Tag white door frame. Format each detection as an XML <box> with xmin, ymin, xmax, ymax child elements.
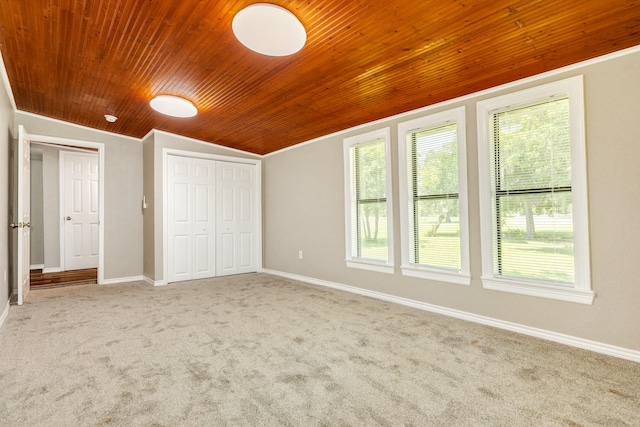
<box><xmin>29</xmin><ymin>133</ymin><xmax>106</xmax><ymax>285</ymax></box>
<box><xmin>59</xmin><ymin>149</ymin><xmax>100</xmax><ymax>271</ymax></box>
<box><xmin>162</xmin><ymin>148</ymin><xmax>262</xmax><ymax>286</ymax></box>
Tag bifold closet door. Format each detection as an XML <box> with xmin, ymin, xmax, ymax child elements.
<box><xmin>216</xmin><ymin>162</ymin><xmax>257</xmax><ymax>276</ymax></box>
<box><xmin>167</xmin><ymin>155</ymin><xmax>216</xmax><ymax>283</ymax></box>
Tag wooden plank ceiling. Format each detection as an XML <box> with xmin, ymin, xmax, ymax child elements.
<box><xmin>1</xmin><ymin>0</ymin><xmax>639</xmax><ymax>155</ymax></box>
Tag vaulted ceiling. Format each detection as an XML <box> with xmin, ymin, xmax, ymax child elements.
<box><xmin>1</xmin><ymin>1</ymin><xmax>639</xmax><ymax>154</ymax></box>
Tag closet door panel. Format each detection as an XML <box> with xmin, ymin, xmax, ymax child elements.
<box><xmin>167</xmin><ymin>156</ymin><xmax>216</xmax><ymax>283</ymax></box>
<box><xmin>191</xmin><ymin>158</ymin><xmax>216</xmax><ymax>280</ymax></box>
<box><xmin>216</xmin><ymin>162</ymin><xmax>257</xmax><ymax>276</ymax></box>
<box><xmin>168</xmin><ymin>156</ymin><xmax>192</xmax><ymax>282</ymax></box>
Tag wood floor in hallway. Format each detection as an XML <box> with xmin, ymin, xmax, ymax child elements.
<box><xmin>30</xmin><ymin>268</ymin><xmax>97</xmax><ymax>288</ymax></box>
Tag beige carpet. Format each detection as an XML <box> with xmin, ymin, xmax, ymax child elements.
<box><xmin>0</xmin><ymin>273</ymin><xmax>638</xmax><ymax>426</ymax></box>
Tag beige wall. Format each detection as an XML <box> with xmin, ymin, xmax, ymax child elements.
<box><xmin>14</xmin><ymin>112</ymin><xmax>144</xmax><ymax>281</ymax></box>
<box><xmin>40</xmin><ymin>145</ymin><xmax>60</xmax><ymax>269</ymax></box>
<box><xmin>29</xmin><ymin>152</ymin><xmax>44</xmax><ymax>266</ymax></box>
<box><xmin>263</xmin><ymin>50</ymin><xmax>640</xmax><ymax>352</ymax></box>
<box><xmin>0</xmin><ymin>66</ymin><xmax>12</xmax><ymax>312</ymax></box>
<box><xmin>144</xmin><ymin>130</ymin><xmax>261</xmax><ymax>282</ymax></box>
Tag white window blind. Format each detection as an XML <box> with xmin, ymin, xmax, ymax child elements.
<box><xmin>398</xmin><ymin>107</ymin><xmax>470</xmax><ymax>285</ymax></box>
<box><xmin>344</xmin><ymin>127</ymin><xmax>394</xmax><ymax>273</ymax></box>
<box><xmin>352</xmin><ymin>139</ymin><xmax>388</xmax><ymax>262</ymax></box>
<box><xmin>489</xmin><ymin>97</ymin><xmax>574</xmax><ymax>284</ymax></box>
<box><xmin>409</xmin><ymin>123</ymin><xmax>460</xmax><ymax>269</ymax></box>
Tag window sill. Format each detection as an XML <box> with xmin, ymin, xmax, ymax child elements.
<box><xmin>481</xmin><ymin>276</ymin><xmax>594</xmax><ymax>305</ymax></box>
<box><xmin>401</xmin><ymin>265</ymin><xmax>471</xmax><ymax>286</ymax></box>
<box><xmin>346</xmin><ymin>260</ymin><xmax>394</xmax><ymax>274</ymax></box>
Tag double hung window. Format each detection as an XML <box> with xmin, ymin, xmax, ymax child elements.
<box><xmin>477</xmin><ymin>76</ymin><xmax>593</xmax><ymax>304</ymax></box>
<box><xmin>343</xmin><ymin>128</ymin><xmax>394</xmax><ymax>273</ymax></box>
<box><xmin>398</xmin><ymin>107</ymin><xmax>470</xmax><ymax>284</ymax></box>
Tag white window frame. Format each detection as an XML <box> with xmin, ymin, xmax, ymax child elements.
<box><xmin>476</xmin><ymin>75</ymin><xmax>593</xmax><ymax>304</ymax></box>
<box><xmin>397</xmin><ymin>107</ymin><xmax>470</xmax><ymax>285</ymax></box>
<box><xmin>343</xmin><ymin>128</ymin><xmax>394</xmax><ymax>274</ymax></box>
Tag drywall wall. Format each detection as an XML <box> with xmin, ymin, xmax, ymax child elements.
<box><xmin>263</xmin><ymin>49</ymin><xmax>640</xmax><ymax>352</ymax></box>
<box><xmin>40</xmin><ymin>145</ymin><xmax>60</xmax><ymax>270</ymax></box>
<box><xmin>29</xmin><ymin>151</ymin><xmax>44</xmax><ymax>266</ymax></box>
<box><xmin>14</xmin><ymin>112</ymin><xmax>143</xmax><ymax>281</ymax></box>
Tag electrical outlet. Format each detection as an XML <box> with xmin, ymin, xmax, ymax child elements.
<box><xmin>298</xmin><ymin>250</ymin><xmax>303</xmax><ymax>260</ymax></box>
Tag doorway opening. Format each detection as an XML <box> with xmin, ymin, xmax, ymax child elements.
<box><xmin>9</xmin><ymin>125</ymin><xmax>105</xmax><ymax>305</ymax></box>
<box><xmin>29</xmin><ymin>143</ymin><xmax>101</xmax><ymax>289</ymax></box>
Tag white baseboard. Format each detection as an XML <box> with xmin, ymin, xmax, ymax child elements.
<box><xmin>262</xmin><ymin>269</ymin><xmax>640</xmax><ymax>364</ymax></box>
<box><xmin>42</xmin><ymin>267</ymin><xmax>61</xmax><ymax>274</ymax></box>
<box><xmin>30</xmin><ymin>264</ymin><xmax>44</xmax><ymax>270</ymax></box>
<box><xmin>0</xmin><ymin>300</ymin><xmax>10</xmax><ymax>330</ymax></box>
<box><xmin>100</xmin><ymin>275</ymin><xmax>144</xmax><ymax>285</ymax></box>
<box><xmin>143</xmin><ymin>276</ymin><xmax>167</xmax><ymax>286</ymax></box>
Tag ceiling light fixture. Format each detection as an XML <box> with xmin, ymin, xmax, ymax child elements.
<box><xmin>104</xmin><ymin>114</ymin><xmax>118</xmax><ymax>123</ymax></box>
<box><xmin>150</xmin><ymin>95</ymin><xmax>198</xmax><ymax>118</ymax></box>
<box><xmin>232</xmin><ymin>3</ymin><xmax>306</xmax><ymax>56</ymax></box>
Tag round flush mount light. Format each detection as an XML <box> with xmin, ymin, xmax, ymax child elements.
<box><xmin>232</xmin><ymin>3</ymin><xmax>306</xmax><ymax>56</ymax></box>
<box><xmin>150</xmin><ymin>95</ymin><xmax>198</xmax><ymax>118</ymax></box>
<box><xmin>104</xmin><ymin>114</ymin><xmax>118</xmax><ymax>123</ymax></box>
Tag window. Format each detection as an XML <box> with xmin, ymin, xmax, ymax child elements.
<box><xmin>343</xmin><ymin>128</ymin><xmax>394</xmax><ymax>273</ymax></box>
<box><xmin>398</xmin><ymin>107</ymin><xmax>470</xmax><ymax>284</ymax></box>
<box><xmin>477</xmin><ymin>76</ymin><xmax>593</xmax><ymax>304</ymax></box>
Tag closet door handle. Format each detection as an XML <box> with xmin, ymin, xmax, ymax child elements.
<box><xmin>66</xmin><ymin>216</ymin><xmax>72</xmax><ymax>221</ymax></box>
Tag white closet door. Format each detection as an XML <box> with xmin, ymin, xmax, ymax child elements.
<box><xmin>191</xmin><ymin>159</ymin><xmax>216</xmax><ymax>279</ymax></box>
<box><xmin>167</xmin><ymin>156</ymin><xmax>216</xmax><ymax>283</ymax></box>
<box><xmin>216</xmin><ymin>162</ymin><xmax>257</xmax><ymax>276</ymax></box>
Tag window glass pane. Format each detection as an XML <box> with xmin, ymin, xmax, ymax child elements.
<box><xmin>413</xmin><ymin>123</ymin><xmax>458</xmax><ymax>195</ymax></box>
<box><xmin>495</xmin><ymin>192</ymin><xmax>574</xmax><ymax>283</ymax></box>
<box><xmin>353</xmin><ymin>139</ymin><xmax>388</xmax><ymax>262</ymax></box>
<box><xmin>357</xmin><ymin>201</ymin><xmax>388</xmax><ymax>261</ymax></box>
<box><xmin>356</xmin><ymin>140</ymin><xmax>386</xmax><ymax>200</ymax></box>
<box><xmin>409</xmin><ymin>122</ymin><xmax>461</xmax><ymax>270</ymax></box>
<box><xmin>490</xmin><ymin>96</ymin><xmax>575</xmax><ymax>285</ymax></box>
<box><xmin>492</xmin><ymin>98</ymin><xmax>571</xmax><ymax>192</ymax></box>
<box><xmin>414</xmin><ymin>198</ymin><xmax>461</xmax><ymax>269</ymax></box>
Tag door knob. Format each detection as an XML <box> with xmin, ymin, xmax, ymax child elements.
<box><xmin>66</xmin><ymin>216</ymin><xmax>72</xmax><ymax>221</ymax></box>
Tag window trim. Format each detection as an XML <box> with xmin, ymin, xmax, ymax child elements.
<box><xmin>343</xmin><ymin>128</ymin><xmax>394</xmax><ymax>274</ymax></box>
<box><xmin>476</xmin><ymin>75</ymin><xmax>593</xmax><ymax>304</ymax></box>
<box><xmin>397</xmin><ymin>106</ymin><xmax>470</xmax><ymax>285</ymax></box>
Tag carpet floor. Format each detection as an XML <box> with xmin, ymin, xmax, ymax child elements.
<box><xmin>0</xmin><ymin>273</ymin><xmax>638</xmax><ymax>426</ymax></box>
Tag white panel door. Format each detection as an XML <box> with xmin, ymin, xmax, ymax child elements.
<box><xmin>216</xmin><ymin>162</ymin><xmax>257</xmax><ymax>276</ymax></box>
<box><xmin>62</xmin><ymin>151</ymin><xmax>99</xmax><ymax>271</ymax></box>
<box><xmin>191</xmin><ymin>159</ymin><xmax>216</xmax><ymax>279</ymax></box>
<box><xmin>167</xmin><ymin>155</ymin><xmax>216</xmax><ymax>283</ymax></box>
<box><xmin>16</xmin><ymin>125</ymin><xmax>31</xmax><ymax>305</ymax></box>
